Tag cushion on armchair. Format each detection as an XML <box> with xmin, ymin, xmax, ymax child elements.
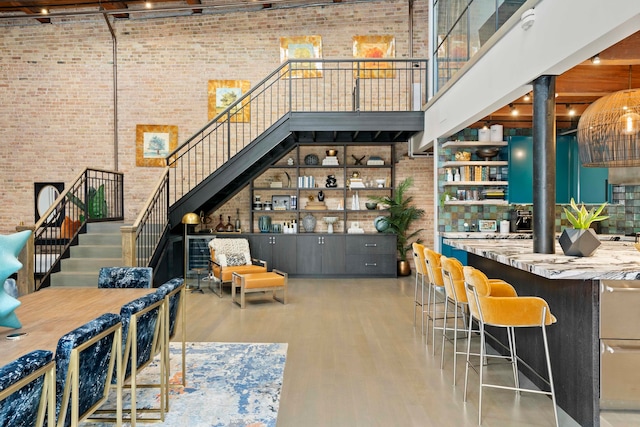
<box><xmin>208</xmin><ymin>238</ymin><xmax>267</xmax><ymax>283</ymax></box>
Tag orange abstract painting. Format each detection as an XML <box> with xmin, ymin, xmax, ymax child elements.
<box><xmin>279</xmin><ymin>35</ymin><xmax>323</xmax><ymax>79</ymax></box>
<box><xmin>208</xmin><ymin>80</ymin><xmax>251</xmax><ymax>122</ymax></box>
<box><xmin>353</xmin><ymin>35</ymin><xmax>396</xmax><ymax>79</ymax></box>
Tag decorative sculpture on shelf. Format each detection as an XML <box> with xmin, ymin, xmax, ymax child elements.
<box><xmin>0</xmin><ymin>230</ymin><xmax>32</xmax><ymax>329</ymax></box>
<box><xmin>352</xmin><ymin>155</ymin><xmax>365</xmax><ymax>165</ymax></box>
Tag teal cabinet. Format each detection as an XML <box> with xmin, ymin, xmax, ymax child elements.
<box><xmin>570</xmin><ymin>141</ymin><xmax>609</xmax><ymax>203</ymax></box>
<box><xmin>508</xmin><ymin>136</ymin><xmax>605</xmax><ymax>204</ymax></box>
<box><xmin>508</xmin><ymin>136</ymin><xmax>534</xmax><ymax>204</ymax></box>
<box><xmin>440</xmin><ymin>237</ymin><xmax>468</xmax><ymax>264</ymax></box>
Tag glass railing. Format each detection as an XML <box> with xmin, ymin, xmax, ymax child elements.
<box><xmin>432</xmin><ymin>0</ymin><xmax>527</xmax><ymax>92</ymax></box>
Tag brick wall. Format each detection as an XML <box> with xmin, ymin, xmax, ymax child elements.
<box><xmin>0</xmin><ymin>0</ymin><xmax>432</xmax><ymax>253</ymax></box>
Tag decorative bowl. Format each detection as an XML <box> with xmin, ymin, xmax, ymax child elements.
<box><xmin>326</xmin><ymin>149</ymin><xmax>338</xmax><ymax>157</ymax></box>
<box><xmin>365</xmin><ymin>202</ymin><xmax>377</xmax><ymax>210</ymax></box>
<box><xmin>375</xmin><ymin>179</ymin><xmax>386</xmax><ymax>188</ymax></box>
<box><xmin>476</xmin><ymin>147</ymin><xmax>500</xmax><ymax>160</ymax></box>
<box><xmin>304</xmin><ymin>154</ymin><xmax>319</xmax><ymax>165</ymax></box>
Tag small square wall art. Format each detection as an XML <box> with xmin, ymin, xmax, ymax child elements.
<box><xmin>208</xmin><ymin>80</ymin><xmax>251</xmax><ymax>122</ymax></box>
<box><xmin>279</xmin><ymin>35</ymin><xmax>323</xmax><ymax>79</ymax></box>
<box><xmin>353</xmin><ymin>35</ymin><xmax>396</xmax><ymax>78</ymax></box>
<box><xmin>136</xmin><ymin>124</ymin><xmax>178</xmax><ymax>167</ymax></box>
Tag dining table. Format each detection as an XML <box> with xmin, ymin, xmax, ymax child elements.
<box><xmin>0</xmin><ymin>287</ymin><xmax>154</xmax><ymax>366</ymax></box>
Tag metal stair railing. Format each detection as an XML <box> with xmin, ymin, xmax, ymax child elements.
<box><xmin>23</xmin><ymin>168</ymin><xmax>124</xmax><ymax>292</ymax></box>
<box><xmin>167</xmin><ymin>58</ymin><xmax>427</xmax><ymax>204</ymax></box>
<box><xmin>126</xmin><ymin>58</ymin><xmax>427</xmax><ymax>270</ymax></box>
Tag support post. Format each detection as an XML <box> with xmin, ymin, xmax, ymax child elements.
<box><xmin>532</xmin><ymin>75</ymin><xmax>556</xmax><ymax>254</ymax></box>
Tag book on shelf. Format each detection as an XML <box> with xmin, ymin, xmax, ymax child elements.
<box><xmin>322</xmin><ymin>156</ymin><xmax>339</xmax><ymax>165</ymax></box>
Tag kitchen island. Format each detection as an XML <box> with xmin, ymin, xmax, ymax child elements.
<box><xmin>443</xmin><ymin>238</ymin><xmax>640</xmax><ymax>427</ymax></box>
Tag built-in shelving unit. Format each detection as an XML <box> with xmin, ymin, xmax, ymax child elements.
<box><xmin>440</xmin><ymin>140</ymin><xmax>509</xmax><ymax>205</ymax></box>
<box><xmin>249</xmin><ymin>144</ymin><xmax>395</xmax><ymax>234</ymax></box>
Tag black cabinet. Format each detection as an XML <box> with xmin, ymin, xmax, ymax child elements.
<box><xmin>247</xmin><ymin>234</ymin><xmax>297</xmax><ymax>274</ymax></box>
<box><xmin>345</xmin><ymin>235</ymin><xmax>397</xmax><ymax>277</ymax></box>
<box><xmin>296</xmin><ymin>235</ymin><xmax>346</xmax><ymax>276</ymax></box>
<box><xmin>246</xmin><ymin>233</ymin><xmax>395</xmax><ymax>278</ymax></box>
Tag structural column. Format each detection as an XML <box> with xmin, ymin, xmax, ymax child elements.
<box><xmin>532</xmin><ymin>75</ymin><xmax>556</xmax><ymax>253</ymax></box>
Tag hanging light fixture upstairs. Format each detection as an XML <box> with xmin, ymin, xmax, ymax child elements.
<box><xmin>577</xmin><ymin>66</ymin><xmax>640</xmax><ymax>167</ymax></box>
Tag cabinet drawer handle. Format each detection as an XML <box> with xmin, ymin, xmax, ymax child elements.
<box><xmin>365</xmin><ymin>263</ymin><xmax>378</xmax><ymax>267</ymax></box>
<box><xmin>364</xmin><ymin>243</ymin><xmax>378</xmax><ymax>247</ymax></box>
<box><xmin>602</xmin><ymin>284</ymin><xmax>640</xmax><ymax>293</ymax></box>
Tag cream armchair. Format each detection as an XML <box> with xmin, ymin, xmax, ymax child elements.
<box><xmin>208</xmin><ymin>238</ymin><xmax>267</xmax><ymax>297</ymax></box>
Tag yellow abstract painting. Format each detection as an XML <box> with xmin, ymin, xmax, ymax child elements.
<box><xmin>208</xmin><ymin>80</ymin><xmax>251</xmax><ymax>122</ymax></box>
<box><xmin>353</xmin><ymin>35</ymin><xmax>396</xmax><ymax>79</ymax></box>
<box><xmin>279</xmin><ymin>35</ymin><xmax>323</xmax><ymax>79</ymax></box>
<box><xmin>136</xmin><ymin>124</ymin><xmax>178</xmax><ymax>167</ymax></box>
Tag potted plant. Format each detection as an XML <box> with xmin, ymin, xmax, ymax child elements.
<box><xmin>559</xmin><ymin>198</ymin><xmax>609</xmax><ymax>257</ymax></box>
<box><xmin>369</xmin><ymin>177</ymin><xmax>425</xmax><ymax>275</ymax></box>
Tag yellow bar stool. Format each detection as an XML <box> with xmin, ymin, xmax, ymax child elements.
<box><xmin>462</xmin><ymin>266</ymin><xmax>559</xmax><ymax>427</ymax></box>
<box><xmin>439</xmin><ymin>257</ymin><xmax>519</xmax><ymax>385</ymax></box>
<box><xmin>423</xmin><ymin>248</ymin><xmax>446</xmax><ymax>351</ymax></box>
<box><xmin>411</xmin><ymin>242</ymin><xmax>428</xmax><ymax>335</ymax></box>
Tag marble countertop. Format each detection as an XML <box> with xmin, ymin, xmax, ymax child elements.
<box><xmin>441</xmin><ymin>232</ymin><xmax>635</xmax><ymax>242</ymax></box>
<box><xmin>443</xmin><ymin>238</ymin><xmax>640</xmax><ymax>281</ymax></box>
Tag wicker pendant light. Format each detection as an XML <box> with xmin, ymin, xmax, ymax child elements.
<box><xmin>577</xmin><ymin>66</ymin><xmax>640</xmax><ymax>167</ymax></box>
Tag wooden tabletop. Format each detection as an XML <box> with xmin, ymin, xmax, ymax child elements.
<box><xmin>0</xmin><ymin>288</ymin><xmax>154</xmax><ymax>365</ymax></box>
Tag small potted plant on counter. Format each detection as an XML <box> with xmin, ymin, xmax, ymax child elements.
<box><xmin>559</xmin><ymin>198</ymin><xmax>609</xmax><ymax>257</ymax></box>
<box><xmin>369</xmin><ymin>177</ymin><xmax>425</xmax><ymax>275</ymax></box>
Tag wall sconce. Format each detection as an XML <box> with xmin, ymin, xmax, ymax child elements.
<box><xmin>510</xmin><ymin>103</ymin><xmax>519</xmax><ymax>116</ymax></box>
<box><xmin>566</xmin><ymin>104</ymin><xmax>576</xmax><ymax>116</ymax></box>
<box><xmin>523</xmin><ymin>92</ymin><xmax>531</xmax><ymax>102</ymax></box>
<box><xmin>591</xmin><ymin>54</ymin><xmax>601</xmax><ymax>65</ymax></box>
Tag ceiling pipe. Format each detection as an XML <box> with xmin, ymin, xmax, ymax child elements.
<box><xmin>103</xmin><ymin>13</ymin><xmax>119</xmax><ymax>171</ymax></box>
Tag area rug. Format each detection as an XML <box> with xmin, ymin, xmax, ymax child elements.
<box><xmin>93</xmin><ymin>342</ymin><xmax>287</xmax><ymax>427</ymax></box>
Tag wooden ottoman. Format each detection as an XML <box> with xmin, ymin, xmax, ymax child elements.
<box><xmin>231</xmin><ymin>270</ymin><xmax>288</xmax><ymax>309</ymax></box>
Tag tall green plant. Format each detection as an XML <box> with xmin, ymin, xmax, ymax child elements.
<box><xmin>369</xmin><ymin>177</ymin><xmax>425</xmax><ymax>261</ymax></box>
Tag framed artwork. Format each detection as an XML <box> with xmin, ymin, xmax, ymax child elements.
<box><xmin>279</xmin><ymin>35</ymin><xmax>323</xmax><ymax>79</ymax></box>
<box><xmin>135</xmin><ymin>124</ymin><xmax>178</xmax><ymax>167</ymax></box>
<box><xmin>353</xmin><ymin>35</ymin><xmax>396</xmax><ymax>79</ymax></box>
<box><xmin>208</xmin><ymin>80</ymin><xmax>251</xmax><ymax>122</ymax></box>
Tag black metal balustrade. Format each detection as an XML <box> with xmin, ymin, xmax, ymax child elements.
<box><xmin>131</xmin><ymin>59</ymin><xmax>426</xmax><ymax>271</ymax></box>
<box><xmin>166</xmin><ymin>58</ymin><xmax>428</xmax><ymax>204</ymax></box>
<box><xmin>32</xmin><ymin>168</ymin><xmax>124</xmax><ymax>291</ymax></box>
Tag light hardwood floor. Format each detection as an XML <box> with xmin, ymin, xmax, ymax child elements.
<box><xmin>177</xmin><ymin>276</ymin><xmax>639</xmax><ymax>427</ymax></box>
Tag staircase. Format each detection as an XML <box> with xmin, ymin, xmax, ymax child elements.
<box><xmin>49</xmin><ymin>222</ymin><xmax>124</xmax><ymax>287</ymax></box>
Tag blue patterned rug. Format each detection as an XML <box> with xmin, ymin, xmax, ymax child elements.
<box><xmin>93</xmin><ymin>342</ymin><xmax>287</xmax><ymax>427</ymax></box>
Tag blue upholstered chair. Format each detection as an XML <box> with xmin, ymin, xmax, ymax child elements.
<box><xmin>3</xmin><ymin>278</ymin><xmax>18</xmax><ymax>298</ymax></box>
<box><xmin>0</xmin><ymin>350</ymin><xmax>55</xmax><ymax>427</ymax></box>
<box><xmin>118</xmin><ymin>292</ymin><xmax>166</xmax><ymax>425</ymax></box>
<box><xmin>54</xmin><ymin>313</ymin><xmax>122</xmax><ymax>427</ymax></box>
<box><xmin>97</xmin><ymin>267</ymin><xmax>153</xmax><ymax>289</ymax></box>
<box><xmin>155</xmin><ymin>278</ymin><xmax>186</xmax><ymax>405</ymax></box>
